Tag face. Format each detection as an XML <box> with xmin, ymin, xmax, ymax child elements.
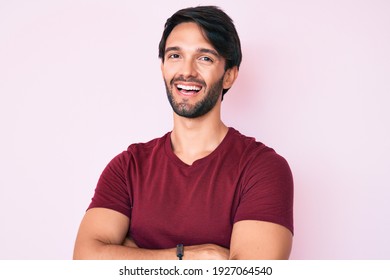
<box><xmin>161</xmin><ymin>22</ymin><xmax>229</xmax><ymax>118</ymax></box>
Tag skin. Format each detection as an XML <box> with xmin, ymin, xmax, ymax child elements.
<box><xmin>73</xmin><ymin>22</ymin><xmax>292</xmax><ymax>260</ymax></box>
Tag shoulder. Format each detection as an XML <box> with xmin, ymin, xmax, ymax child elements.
<box><xmin>229</xmin><ymin>128</ymin><xmax>290</xmax><ymax>170</ymax></box>
<box><xmin>228</xmin><ymin>128</ymin><xmax>293</xmax><ymax>193</ymax></box>
<box><xmin>127</xmin><ymin>133</ymin><xmax>169</xmax><ymax>155</ymax></box>
<box><xmin>105</xmin><ymin>132</ymin><xmax>170</xmax><ymax>169</ymax></box>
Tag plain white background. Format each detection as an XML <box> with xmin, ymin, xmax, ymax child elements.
<box><xmin>1</xmin><ymin>0</ymin><xmax>389</xmax><ymax>259</ymax></box>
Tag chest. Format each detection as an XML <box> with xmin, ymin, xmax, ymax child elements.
<box><xmin>129</xmin><ymin>159</ymin><xmax>242</xmax><ymax>249</ymax></box>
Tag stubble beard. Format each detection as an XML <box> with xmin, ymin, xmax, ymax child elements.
<box><xmin>164</xmin><ymin>75</ymin><xmax>224</xmax><ymax>119</ymax></box>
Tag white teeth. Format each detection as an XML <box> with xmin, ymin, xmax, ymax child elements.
<box><xmin>177</xmin><ymin>84</ymin><xmax>201</xmax><ymax>91</ymax></box>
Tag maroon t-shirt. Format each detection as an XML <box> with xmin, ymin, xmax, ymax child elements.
<box><xmin>88</xmin><ymin>128</ymin><xmax>293</xmax><ymax>249</ymax></box>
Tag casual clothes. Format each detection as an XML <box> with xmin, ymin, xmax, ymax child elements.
<box><xmin>88</xmin><ymin>127</ymin><xmax>293</xmax><ymax>249</ymax></box>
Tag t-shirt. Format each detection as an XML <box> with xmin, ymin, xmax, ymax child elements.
<box><xmin>88</xmin><ymin>127</ymin><xmax>293</xmax><ymax>249</ymax></box>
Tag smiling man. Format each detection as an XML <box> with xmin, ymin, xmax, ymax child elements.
<box><xmin>73</xmin><ymin>6</ymin><xmax>294</xmax><ymax>260</ymax></box>
<box><xmin>162</xmin><ymin>22</ymin><xmax>229</xmax><ymax>119</ymax></box>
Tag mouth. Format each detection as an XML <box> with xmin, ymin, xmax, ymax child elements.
<box><xmin>175</xmin><ymin>83</ymin><xmax>203</xmax><ymax>96</ymax></box>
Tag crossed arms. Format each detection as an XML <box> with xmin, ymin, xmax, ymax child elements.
<box><xmin>73</xmin><ymin>208</ymin><xmax>292</xmax><ymax>260</ymax></box>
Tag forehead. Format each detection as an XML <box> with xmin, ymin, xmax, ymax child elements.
<box><xmin>165</xmin><ymin>22</ymin><xmax>216</xmax><ymax>51</ymax></box>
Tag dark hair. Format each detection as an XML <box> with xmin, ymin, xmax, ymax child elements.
<box><xmin>158</xmin><ymin>6</ymin><xmax>242</xmax><ymax>96</ymax></box>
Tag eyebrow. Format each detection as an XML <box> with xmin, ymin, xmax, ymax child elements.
<box><xmin>197</xmin><ymin>48</ymin><xmax>220</xmax><ymax>57</ymax></box>
<box><xmin>165</xmin><ymin>46</ymin><xmax>220</xmax><ymax>57</ymax></box>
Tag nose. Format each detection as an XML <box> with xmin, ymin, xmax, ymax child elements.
<box><xmin>180</xmin><ymin>58</ymin><xmax>198</xmax><ymax>78</ymax></box>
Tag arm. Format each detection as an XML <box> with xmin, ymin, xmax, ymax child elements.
<box><xmin>229</xmin><ymin>220</ymin><xmax>292</xmax><ymax>260</ymax></box>
<box><xmin>73</xmin><ymin>208</ymin><xmax>229</xmax><ymax>260</ymax></box>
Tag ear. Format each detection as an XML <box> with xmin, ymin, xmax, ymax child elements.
<box><xmin>223</xmin><ymin>66</ymin><xmax>239</xmax><ymax>90</ymax></box>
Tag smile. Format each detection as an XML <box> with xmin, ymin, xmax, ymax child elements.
<box><xmin>175</xmin><ymin>84</ymin><xmax>203</xmax><ymax>96</ymax></box>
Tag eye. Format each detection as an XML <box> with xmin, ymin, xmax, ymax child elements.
<box><xmin>167</xmin><ymin>53</ymin><xmax>180</xmax><ymax>60</ymax></box>
<box><xmin>199</xmin><ymin>56</ymin><xmax>213</xmax><ymax>63</ymax></box>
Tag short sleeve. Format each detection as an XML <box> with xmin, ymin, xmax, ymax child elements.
<box><xmin>234</xmin><ymin>148</ymin><xmax>294</xmax><ymax>234</ymax></box>
<box><xmin>87</xmin><ymin>151</ymin><xmax>132</xmax><ymax>219</ymax></box>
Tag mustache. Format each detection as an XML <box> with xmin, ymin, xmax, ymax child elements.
<box><xmin>170</xmin><ymin>76</ymin><xmax>206</xmax><ymax>87</ymax></box>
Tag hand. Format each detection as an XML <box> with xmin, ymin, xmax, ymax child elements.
<box><xmin>122</xmin><ymin>237</ymin><xmax>139</xmax><ymax>248</ymax></box>
<box><xmin>184</xmin><ymin>244</ymin><xmax>229</xmax><ymax>260</ymax></box>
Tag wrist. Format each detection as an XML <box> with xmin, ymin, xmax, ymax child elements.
<box><xmin>176</xmin><ymin>244</ymin><xmax>184</xmax><ymax>260</ymax></box>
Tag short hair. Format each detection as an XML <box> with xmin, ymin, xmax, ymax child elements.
<box><xmin>158</xmin><ymin>6</ymin><xmax>242</xmax><ymax>96</ymax></box>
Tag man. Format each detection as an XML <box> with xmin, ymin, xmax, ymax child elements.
<box><xmin>73</xmin><ymin>6</ymin><xmax>293</xmax><ymax>260</ymax></box>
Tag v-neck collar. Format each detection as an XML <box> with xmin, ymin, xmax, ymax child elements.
<box><xmin>164</xmin><ymin>127</ymin><xmax>235</xmax><ymax>168</ymax></box>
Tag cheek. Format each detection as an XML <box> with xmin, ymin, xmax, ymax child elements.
<box><xmin>198</xmin><ymin>65</ymin><xmax>225</xmax><ymax>82</ymax></box>
<box><xmin>162</xmin><ymin>65</ymin><xmax>178</xmax><ymax>80</ymax></box>
<box><xmin>202</xmin><ymin>73</ymin><xmax>222</xmax><ymax>87</ymax></box>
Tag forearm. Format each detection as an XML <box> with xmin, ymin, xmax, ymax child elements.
<box><xmin>73</xmin><ymin>239</ymin><xmax>176</xmax><ymax>260</ymax></box>
<box><xmin>74</xmin><ymin>238</ymin><xmax>229</xmax><ymax>260</ymax></box>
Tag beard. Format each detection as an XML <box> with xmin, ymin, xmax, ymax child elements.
<box><xmin>164</xmin><ymin>75</ymin><xmax>224</xmax><ymax>119</ymax></box>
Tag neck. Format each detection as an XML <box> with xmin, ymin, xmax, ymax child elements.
<box><xmin>170</xmin><ymin>105</ymin><xmax>228</xmax><ymax>165</ymax></box>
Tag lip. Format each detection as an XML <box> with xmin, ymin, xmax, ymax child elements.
<box><xmin>174</xmin><ymin>82</ymin><xmax>204</xmax><ymax>97</ymax></box>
